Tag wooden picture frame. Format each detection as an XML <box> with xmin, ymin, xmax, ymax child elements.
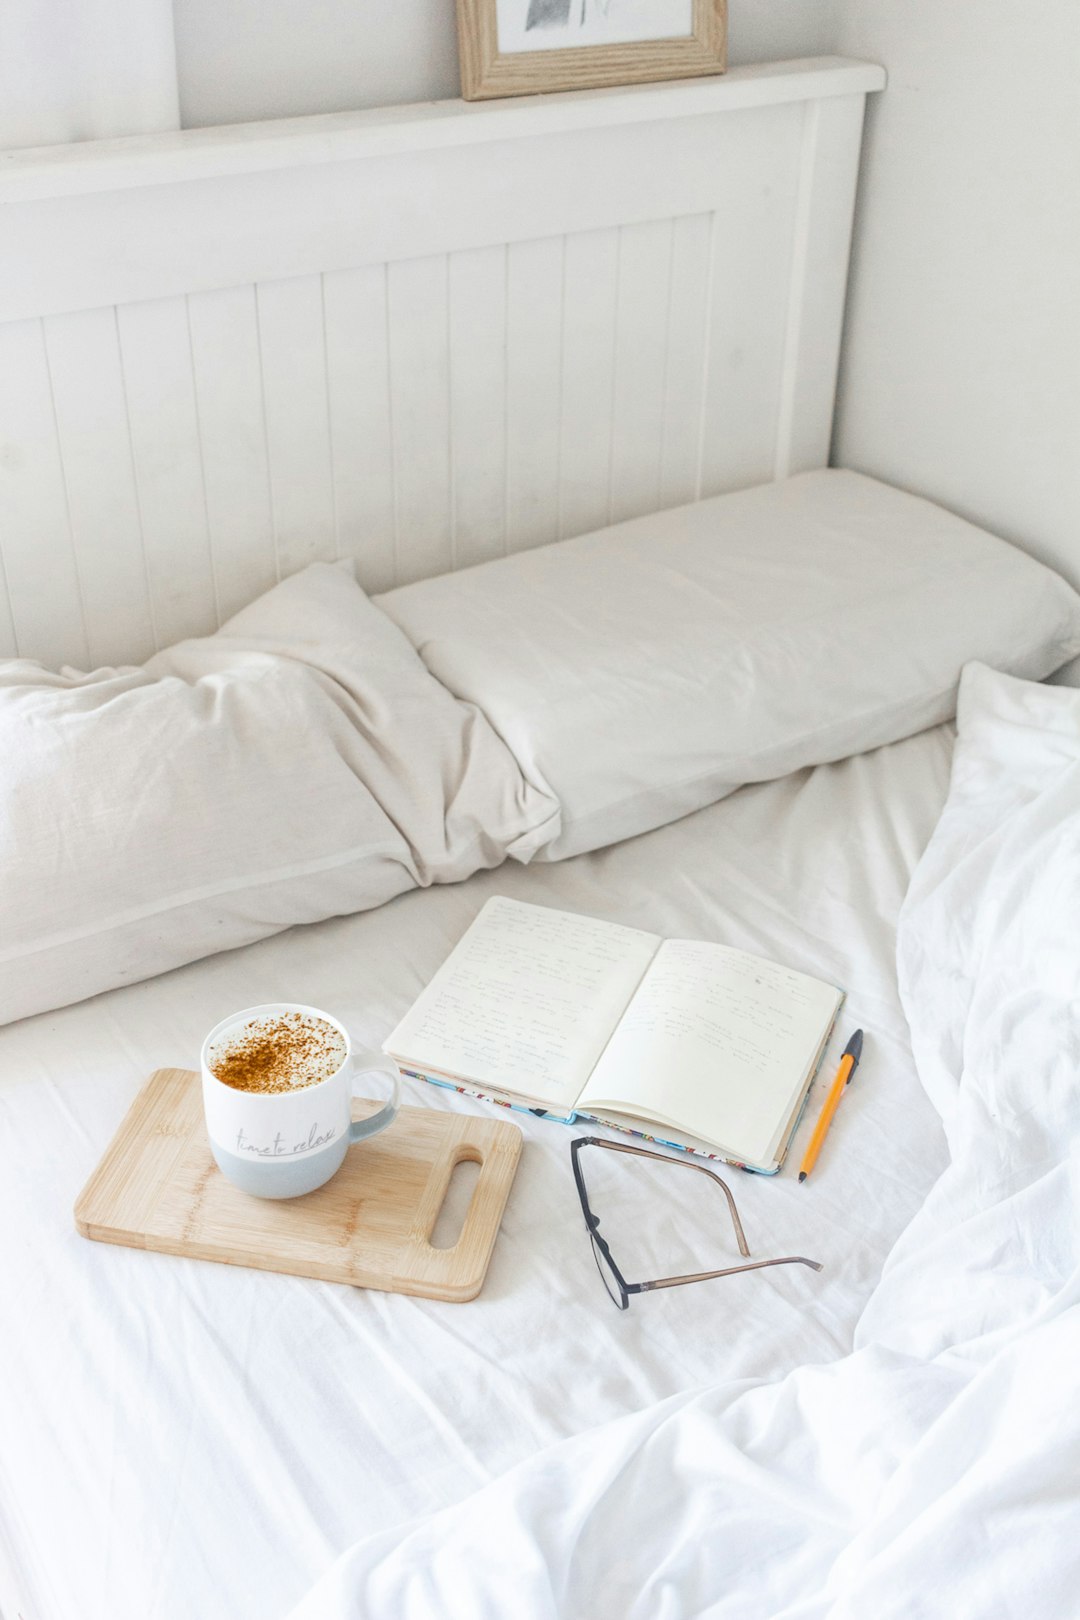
<box><xmin>456</xmin><ymin>0</ymin><xmax>726</xmax><ymax>101</ymax></box>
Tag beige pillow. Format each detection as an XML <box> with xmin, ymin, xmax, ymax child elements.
<box><xmin>378</xmin><ymin>470</ymin><xmax>1080</xmax><ymax>860</ymax></box>
<box><xmin>0</xmin><ymin>563</ymin><xmax>558</xmax><ymax>1025</ymax></box>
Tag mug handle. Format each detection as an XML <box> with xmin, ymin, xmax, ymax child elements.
<box><xmin>347</xmin><ymin>1048</ymin><xmax>401</xmax><ymax>1143</ymax></box>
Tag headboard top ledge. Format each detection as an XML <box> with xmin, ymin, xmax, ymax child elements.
<box><xmin>0</xmin><ymin>58</ymin><xmax>885</xmax><ymax>207</ymax></box>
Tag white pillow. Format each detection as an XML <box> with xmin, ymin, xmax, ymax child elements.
<box><xmin>377</xmin><ymin>470</ymin><xmax>1080</xmax><ymax>860</ymax></box>
<box><xmin>0</xmin><ymin>563</ymin><xmax>558</xmax><ymax>1026</ymax></box>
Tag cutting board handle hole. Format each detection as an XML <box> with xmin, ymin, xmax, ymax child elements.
<box><xmin>428</xmin><ymin>1153</ymin><xmax>482</xmax><ymax>1250</ymax></box>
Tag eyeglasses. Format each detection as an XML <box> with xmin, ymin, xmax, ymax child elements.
<box><xmin>571</xmin><ymin>1135</ymin><xmax>823</xmax><ymax>1310</ymax></box>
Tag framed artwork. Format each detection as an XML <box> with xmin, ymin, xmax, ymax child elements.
<box><xmin>456</xmin><ymin>0</ymin><xmax>727</xmax><ymax>101</ymax></box>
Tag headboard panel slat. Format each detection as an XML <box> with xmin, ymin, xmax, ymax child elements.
<box><xmin>0</xmin><ymin>59</ymin><xmax>884</xmax><ymax>667</ymax></box>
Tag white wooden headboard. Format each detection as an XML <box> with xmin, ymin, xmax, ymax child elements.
<box><xmin>0</xmin><ymin>57</ymin><xmax>883</xmax><ymax>669</ymax></box>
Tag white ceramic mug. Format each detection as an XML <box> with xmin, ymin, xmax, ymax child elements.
<box><xmin>201</xmin><ymin>1002</ymin><xmax>400</xmax><ymax>1199</ymax></box>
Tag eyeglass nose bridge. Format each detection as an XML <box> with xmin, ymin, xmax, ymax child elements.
<box><xmin>584</xmin><ymin>1208</ymin><xmax>616</xmax><ymax>1261</ymax></box>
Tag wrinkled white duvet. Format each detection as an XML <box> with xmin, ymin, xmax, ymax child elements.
<box><xmin>290</xmin><ymin>662</ymin><xmax>1080</xmax><ymax>1620</ymax></box>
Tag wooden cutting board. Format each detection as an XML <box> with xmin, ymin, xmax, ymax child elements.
<box><xmin>75</xmin><ymin>1067</ymin><xmax>522</xmax><ymax>1302</ymax></box>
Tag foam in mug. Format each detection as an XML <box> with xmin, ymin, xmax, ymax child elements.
<box><xmin>207</xmin><ymin>1010</ymin><xmax>347</xmax><ymax>1094</ymax></box>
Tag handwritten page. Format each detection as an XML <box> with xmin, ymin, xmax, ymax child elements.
<box><xmin>384</xmin><ymin>897</ymin><xmax>660</xmax><ymax>1111</ymax></box>
<box><xmin>579</xmin><ymin>940</ymin><xmax>841</xmax><ymax>1166</ymax></box>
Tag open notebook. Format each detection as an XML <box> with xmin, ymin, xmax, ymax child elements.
<box><xmin>384</xmin><ymin>897</ymin><xmax>843</xmax><ymax>1173</ymax></box>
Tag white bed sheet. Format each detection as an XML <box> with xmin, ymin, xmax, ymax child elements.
<box><xmin>0</xmin><ymin>724</ymin><xmax>954</xmax><ymax>1620</ymax></box>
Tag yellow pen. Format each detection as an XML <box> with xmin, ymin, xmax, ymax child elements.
<box><xmin>798</xmin><ymin>1029</ymin><xmax>863</xmax><ymax>1183</ymax></box>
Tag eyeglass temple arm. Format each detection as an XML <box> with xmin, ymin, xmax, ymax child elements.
<box><xmin>577</xmin><ymin>1135</ymin><xmax>751</xmax><ymax>1258</ymax></box>
<box><xmin>637</xmin><ymin>1255</ymin><xmax>824</xmax><ymax>1293</ymax></box>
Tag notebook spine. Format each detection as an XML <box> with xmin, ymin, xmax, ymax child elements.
<box><xmin>574</xmin><ymin>1109</ymin><xmax>769</xmax><ymax>1171</ymax></box>
<box><xmin>400</xmin><ymin>1069</ymin><xmax>579</xmax><ymax>1127</ymax></box>
<box><xmin>402</xmin><ymin>1071</ymin><xmax>780</xmax><ymax>1171</ymax></box>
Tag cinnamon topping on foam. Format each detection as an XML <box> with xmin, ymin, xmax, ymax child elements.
<box><xmin>209</xmin><ymin>1012</ymin><xmax>346</xmax><ymax>1093</ymax></box>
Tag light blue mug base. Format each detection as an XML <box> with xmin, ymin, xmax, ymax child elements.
<box><xmin>211</xmin><ymin>1136</ymin><xmax>349</xmax><ymax>1200</ymax></box>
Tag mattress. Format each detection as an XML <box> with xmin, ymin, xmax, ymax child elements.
<box><xmin>0</xmin><ymin>723</ymin><xmax>955</xmax><ymax>1620</ymax></box>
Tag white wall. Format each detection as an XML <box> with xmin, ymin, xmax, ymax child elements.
<box><xmin>172</xmin><ymin>0</ymin><xmax>840</xmax><ymax>127</ymax></box>
<box><xmin>0</xmin><ymin>0</ymin><xmax>178</xmax><ymax>148</ymax></box>
<box><xmin>832</xmin><ymin>1</ymin><xmax>1080</xmax><ymax>596</ymax></box>
<box><xmin>174</xmin><ymin>0</ymin><xmax>459</xmax><ymax>126</ymax></box>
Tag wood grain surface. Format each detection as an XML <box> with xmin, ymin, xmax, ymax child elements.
<box><xmin>75</xmin><ymin>1068</ymin><xmax>523</xmax><ymax>1302</ymax></box>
